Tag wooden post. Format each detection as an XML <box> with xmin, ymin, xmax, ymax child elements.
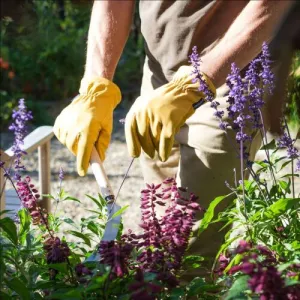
<box><xmin>0</xmin><ymin>166</ymin><xmax>6</xmax><ymax>215</ymax></box>
<box><xmin>0</xmin><ymin>150</ymin><xmax>12</xmax><ymax>217</ymax></box>
<box><xmin>38</xmin><ymin>141</ymin><xmax>51</xmax><ymax>212</ymax></box>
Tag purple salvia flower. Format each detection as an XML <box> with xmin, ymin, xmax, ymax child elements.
<box><xmin>245</xmin><ymin>43</ymin><xmax>274</xmax><ymax>130</ymax></box>
<box><xmin>277</xmin><ymin>131</ymin><xmax>299</xmax><ymax>160</ymax></box>
<box><xmin>261</xmin><ymin>42</ymin><xmax>275</xmax><ymax>94</ymax></box>
<box><xmin>189</xmin><ymin>46</ymin><xmax>228</xmax><ymax>130</ymax></box>
<box><xmin>226</xmin><ymin>63</ymin><xmax>251</xmax><ymax>159</ymax></box>
<box><xmin>8</xmin><ymin>99</ymin><xmax>33</xmax><ymax>181</ymax></box>
<box><xmin>58</xmin><ymin>167</ymin><xmax>64</xmax><ymax>181</ymax></box>
<box><xmin>245</xmin><ymin>58</ymin><xmax>265</xmax><ymax>129</ymax></box>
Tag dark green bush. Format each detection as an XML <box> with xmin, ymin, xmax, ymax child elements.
<box><xmin>0</xmin><ymin>0</ymin><xmax>144</xmax><ymax>130</ymax></box>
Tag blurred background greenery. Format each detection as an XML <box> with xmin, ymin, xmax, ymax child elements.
<box><xmin>0</xmin><ymin>0</ymin><xmax>299</xmax><ymax>131</ymax></box>
<box><xmin>0</xmin><ymin>0</ymin><xmax>144</xmax><ymax>130</ymax></box>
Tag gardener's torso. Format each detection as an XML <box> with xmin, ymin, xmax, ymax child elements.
<box><xmin>139</xmin><ymin>0</ymin><xmax>249</xmax><ymax>85</ymax></box>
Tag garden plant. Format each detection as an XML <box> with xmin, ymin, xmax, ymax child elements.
<box><xmin>0</xmin><ymin>43</ymin><xmax>299</xmax><ymax>299</ymax></box>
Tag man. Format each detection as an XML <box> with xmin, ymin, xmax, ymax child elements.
<box><xmin>53</xmin><ymin>0</ymin><xmax>293</xmax><ymax>278</ymax></box>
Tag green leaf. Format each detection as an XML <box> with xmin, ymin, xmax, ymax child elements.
<box><xmin>116</xmin><ymin>220</ymin><xmax>124</xmax><ymax>241</ymax></box>
<box><xmin>169</xmin><ymin>287</ymin><xmax>185</xmax><ymax>299</ymax></box>
<box><xmin>187</xmin><ymin>277</ymin><xmax>218</xmax><ymax>296</ymax></box>
<box><xmin>5</xmin><ymin>277</ymin><xmax>31</xmax><ymax>300</ymax></box>
<box><xmin>62</xmin><ymin>217</ymin><xmax>77</xmax><ymax>226</ymax></box>
<box><xmin>63</xmin><ymin>196</ymin><xmax>81</xmax><ymax>203</ymax></box>
<box><xmin>66</xmin><ymin>230</ymin><xmax>91</xmax><ymax>247</ymax></box>
<box><xmin>87</xmin><ymin>221</ymin><xmax>99</xmax><ymax>235</ymax></box>
<box><xmin>85</xmin><ymin>209</ymin><xmax>104</xmax><ymax>216</ymax></box>
<box><xmin>251</xmin><ymin>198</ymin><xmax>299</xmax><ymax>221</ymax></box>
<box><xmin>0</xmin><ymin>291</ymin><xmax>11</xmax><ymax>300</ymax></box>
<box><xmin>279</xmin><ymin>180</ymin><xmax>291</xmax><ymax>193</ymax></box>
<box><xmin>213</xmin><ymin>235</ymin><xmax>242</xmax><ymax>270</ymax></box>
<box><xmin>280</xmin><ymin>173</ymin><xmax>299</xmax><ymax>178</ymax></box>
<box><xmin>0</xmin><ymin>217</ymin><xmax>18</xmax><ymax>245</ymax></box>
<box><xmin>42</xmin><ymin>193</ymin><xmax>56</xmax><ymax>200</ymax></box>
<box><xmin>279</xmin><ymin>160</ymin><xmax>293</xmax><ymax>172</ymax></box>
<box><xmin>224</xmin><ymin>254</ymin><xmax>243</xmax><ymax>273</ymax></box>
<box><xmin>50</xmin><ymin>287</ymin><xmax>84</xmax><ymax>299</ymax></box>
<box><xmin>225</xmin><ymin>275</ymin><xmax>249</xmax><ymax>300</ymax></box>
<box><xmin>47</xmin><ymin>262</ymin><xmax>68</xmax><ymax>273</ymax></box>
<box><xmin>18</xmin><ymin>209</ymin><xmax>30</xmax><ymax>243</ymax></box>
<box><xmin>109</xmin><ymin>205</ymin><xmax>129</xmax><ymax>220</ymax></box>
<box><xmin>86</xmin><ymin>274</ymin><xmax>108</xmax><ymax>292</ymax></box>
<box><xmin>198</xmin><ymin>194</ymin><xmax>230</xmax><ymax>235</ymax></box>
<box><xmin>85</xmin><ymin>194</ymin><xmax>104</xmax><ymax>210</ymax></box>
<box><xmin>260</xmin><ymin>139</ymin><xmax>276</xmax><ymax>150</ymax></box>
<box><xmin>184</xmin><ymin>255</ymin><xmax>205</xmax><ymax>269</ymax></box>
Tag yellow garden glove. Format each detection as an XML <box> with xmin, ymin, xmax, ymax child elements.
<box><xmin>53</xmin><ymin>77</ymin><xmax>121</xmax><ymax>176</ymax></box>
<box><xmin>125</xmin><ymin>66</ymin><xmax>216</xmax><ymax>161</ymax></box>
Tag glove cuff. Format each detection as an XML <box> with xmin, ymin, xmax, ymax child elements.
<box><xmin>79</xmin><ymin>77</ymin><xmax>122</xmax><ymax>108</ymax></box>
<box><xmin>172</xmin><ymin>66</ymin><xmax>216</xmax><ymax>103</ymax></box>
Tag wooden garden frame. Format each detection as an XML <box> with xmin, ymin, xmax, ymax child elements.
<box><xmin>0</xmin><ymin>126</ymin><xmax>54</xmax><ymax>217</ymax></box>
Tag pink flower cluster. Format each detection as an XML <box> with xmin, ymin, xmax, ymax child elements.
<box><xmin>16</xmin><ymin>176</ymin><xmax>47</xmax><ymax>225</ymax></box>
<box><xmin>99</xmin><ymin>178</ymin><xmax>202</xmax><ymax>299</ymax></box>
<box><xmin>229</xmin><ymin>241</ymin><xmax>300</xmax><ymax>299</ymax></box>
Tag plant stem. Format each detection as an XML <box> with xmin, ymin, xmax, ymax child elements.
<box><xmin>283</xmin><ymin>117</ymin><xmax>296</xmax><ymax>199</ymax></box>
<box><xmin>240</xmin><ymin>139</ymin><xmax>247</xmax><ymax>219</ymax></box>
<box><xmin>66</xmin><ymin>257</ymin><xmax>76</xmax><ymax>285</ymax></box>
<box><xmin>258</xmin><ymin>109</ymin><xmax>277</xmax><ymax>187</ymax></box>
<box><xmin>224</xmin><ymin>130</ymin><xmax>269</xmax><ymax>203</ymax></box>
<box><xmin>291</xmin><ymin>159</ymin><xmax>295</xmax><ymax>198</ymax></box>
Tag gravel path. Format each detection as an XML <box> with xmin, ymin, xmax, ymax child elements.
<box><xmin>2</xmin><ymin>105</ymin><xmax>299</xmax><ymax>235</ymax></box>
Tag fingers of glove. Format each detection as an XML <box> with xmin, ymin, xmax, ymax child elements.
<box><xmin>158</xmin><ymin>126</ymin><xmax>175</xmax><ymax>162</ymax></box>
<box><xmin>136</xmin><ymin>112</ymin><xmax>155</xmax><ymax>159</ymax></box>
<box><xmin>65</xmin><ymin>131</ymin><xmax>81</xmax><ymax>156</ymax></box>
<box><xmin>95</xmin><ymin>125</ymin><xmax>112</xmax><ymax>162</ymax></box>
<box><xmin>149</xmin><ymin>119</ymin><xmax>162</xmax><ymax>152</ymax></box>
<box><xmin>125</xmin><ymin>113</ymin><xmax>141</xmax><ymax>158</ymax></box>
<box><xmin>76</xmin><ymin>133</ymin><xmax>95</xmax><ymax>177</ymax></box>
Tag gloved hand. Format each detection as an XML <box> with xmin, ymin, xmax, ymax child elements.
<box><xmin>125</xmin><ymin>66</ymin><xmax>216</xmax><ymax>161</ymax></box>
<box><xmin>53</xmin><ymin>77</ymin><xmax>121</xmax><ymax>176</ymax></box>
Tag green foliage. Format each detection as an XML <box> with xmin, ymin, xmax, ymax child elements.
<box><xmin>0</xmin><ymin>1</ymin><xmax>90</xmax><ymax>129</ymax></box>
<box><xmin>286</xmin><ymin>52</ymin><xmax>300</xmax><ymax>126</ymax></box>
<box><xmin>0</xmin><ymin>0</ymin><xmax>144</xmax><ymax>130</ymax></box>
<box><xmin>1</xmin><ymin>1</ymin><xmax>90</xmax><ymax>101</ymax></box>
<box><xmin>225</xmin><ymin>276</ymin><xmax>249</xmax><ymax>300</ymax></box>
<box><xmin>198</xmin><ymin>134</ymin><xmax>300</xmax><ymax>298</ymax></box>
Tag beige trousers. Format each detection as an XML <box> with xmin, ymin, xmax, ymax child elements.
<box><xmin>138</xmin><ymin>59</ymin><xmax>263</xmax><ymax>280</ymax></box>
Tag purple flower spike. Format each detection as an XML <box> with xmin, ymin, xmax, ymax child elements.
<box><xmin>8</xmin><ymin>99</ymin><xmax>33</xmax><ymax>181</ymax></box>
<box><xmin>59</xmin><ymin>167</ymin><xmax>64</xmax><ymax>181</ymax></box>
<box><xmin>277</xmin><ymin>124</ymin><xmax>300</xmax><ymax>171</ymax></box>
<box><xmin>189</xmin><ymin>46</ymin><xmax>227</xmax><ymax>130</ymax></box>
<box><xmin>277</xmin><ymin>131</ymin><xmax>299</xmax><ymax>160</ymax></box>
<box><xmin>99</xmin><ymin>178</ymin><xmax>201</xmax><ymax>290</ymax></box>
<box><xmin>261</xmin><ymin>42</ymin><xmax>275</xmax><ymax>94</ymax></box>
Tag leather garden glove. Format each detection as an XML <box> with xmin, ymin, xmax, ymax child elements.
<box><xmin>53</xmin><ymin>77</ymin><xmax>121</xmax><ymax>176</ymax></box>
<box><xmin>125</xmin><ymin>66</ymin><xmax>216</xmax><ymax>161</ymax></box>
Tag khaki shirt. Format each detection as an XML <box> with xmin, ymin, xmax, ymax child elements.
<box><xmin>139</xmin><ymin>0</ymin><xmax>249</xmax><ymax>84</ymax></box>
